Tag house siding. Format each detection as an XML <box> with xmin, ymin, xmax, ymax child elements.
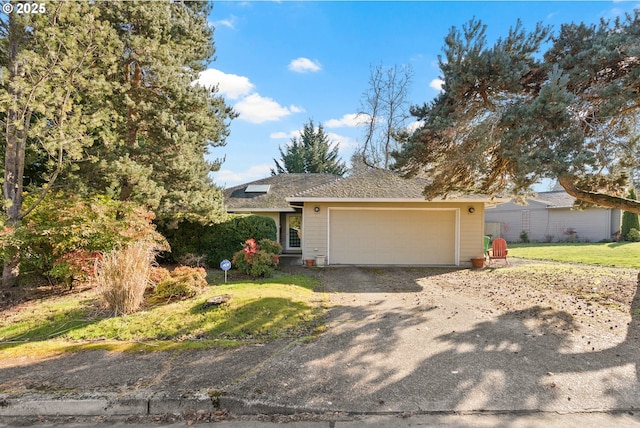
<box><xmin>548</xmin><ymin>208</ymin><xmax>614</xmax><ymax>242</ymax></box>
<box><xmin>485</xmin><ymin>200</ymin><xmax>549</xmax><ymax>242</ymax></box>
<box><xmin>485</xmin><ymin>200</ymin><xmax>622</xmax><ymax>242</ymax></box>
<box><xmin>301</xmin><ymin>202</ymin><xmax>485</xmax><ymax>266</ymax></box>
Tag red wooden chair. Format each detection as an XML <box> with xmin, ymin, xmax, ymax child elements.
<box><xmin>488</xmin><ymin>238</ymin><xmax>509</xmax><ymax>266</ymax></box>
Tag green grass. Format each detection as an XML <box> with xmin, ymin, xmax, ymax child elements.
<box><xmin>507</xmin><ymin>241</ymin><xmax>640</xmax><ymax>268</ymax></box>
<box><xmin>0</xmin><ymin>273</ymin><xmax>326</xmax><ymax>359</ymax></box>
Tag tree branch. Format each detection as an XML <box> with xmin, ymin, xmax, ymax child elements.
<box><xmin>559</xmin><ymin>175</ymin><xmax>640</xmax><ymax>214</ymax></box>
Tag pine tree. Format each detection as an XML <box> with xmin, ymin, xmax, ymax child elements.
<box><xmin>0</xmin><ymin>0</ymin><xmax>236</xmax><ymax>285</ymax></box>
<box><xmin>272</xmin><ymin>119</ymin><xmax>347</xmax><ymax>176</ymax></box>
<box><xmin>76</xmin><ymin>1</ymin><xmax>236</xmax><ymax>225</ymax></box>
<box><xmin>396</xmin><ymin>14</ymin><xmax>640</xmax><ymax>213</ymax></box>
<box><xmin>1</xmin><ymin>1</ymin><xmax>120</xmax><ymax>285</ymax></box>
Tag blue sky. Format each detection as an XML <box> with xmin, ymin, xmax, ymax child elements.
<box><xmin>200</xmin><ymin>1</ymin><xmax>640</xmax><ymax>189</ymax></box>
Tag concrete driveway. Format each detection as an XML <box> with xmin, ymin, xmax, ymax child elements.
<box><xmin>224</xmin><ymin>265</ymin><xmax>640</xmax><ymax>414</ymax></box>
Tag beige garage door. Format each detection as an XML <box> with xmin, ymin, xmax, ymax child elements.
<box><xmin>329</xmin><ymin>209</ymin><xmax>457</xmax><ymax>265</ymax></box>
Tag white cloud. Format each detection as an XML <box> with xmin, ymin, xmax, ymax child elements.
<box><xmin>235</xmin><ymin>93</ymin><xmax>303</xmax><ymax>124</ymax></box>
<box><xmin>545</xmin><ymin>11</ymin><xmax>559</xmax><ymax>20</ymax></box>
<box><xmin>196</xmin><ymin>69</ymin><xmax>254</xmax><ymax>100</ymax></box>
<box><xmin>405</xmin><ymin>120</ymin><xmax>424</xmax><ymax>134</ymax></box>
<box><xmin>196</xmin><ymin>69</ymin><xmax>304</xmax><ymax>124</ymax></box>
<box><xmin>288</xmin><ymin>57</ymin><xmax>322</xmax><ymax>73</ymax></box>
<box><xmin>430</xmin><ymin>78</ymin><xmax>444</xmax><ymax>91</ymax></box>
<box><xmin>214</xmin><ymin>164</ymin><xmax>273</xmax><ymax>187</ymax></box>
<box><xmin>213</xmin><ymin>15</ymin><xmax>237</xmax><ymax>29</ymax></box>
<box><xmin>269</xmin><ymin>131</ymin><xmax>290</xmax><ymax>139</ymax></box>
<box><xmin>324</xmin><ymin>113</ymin><xmax>369</xmax><ymax>128</ymax></box>
<box><xmin>270</xmin><ymin>130</ymin><xmax>300</xmax><ymax>140</ymax></box>
<box><xmin>327</xmin><ymin>132</ymin><xmax>358</xmax><ymax>152</ymax></box>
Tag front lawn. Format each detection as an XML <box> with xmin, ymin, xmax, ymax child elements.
<box><xmin>507</xmin><ymin>242</ymin><xmax>640</xmax><ymax>268</ymax></box>
<box><xmin>0</xmin><ymin>273</ymin><xmax>326</xmax><ymax>359</ymax></box>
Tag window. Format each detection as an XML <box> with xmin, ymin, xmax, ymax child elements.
<box><xmin>287</xmin><ymin>214</ymin><xmax>302</xmax><ymax>249</ymax></box>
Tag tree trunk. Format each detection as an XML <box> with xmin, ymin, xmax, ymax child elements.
<box><xmin>2</xmin><ymin>14</ymin><xmax>27</xmax><ymax>288</ymax></box>
<box><xmin>559</xmin><ymin>175</ymin><xmax>640</xmax><ymax>214</ymax></box>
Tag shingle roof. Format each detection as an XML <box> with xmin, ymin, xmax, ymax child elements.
<box><xmin>288</xmin><ymin>168</ymin><xmax>497</xmax><ymax>201</ymax></box>
<box><xmin>224</xmin><ymin>173</ymin><xmax>340</xmax><ymax>211</ymax></box>
<box><xmin>533</xmin><ymin>191</ymin><xmax>578</xmax><ymax>208</ymax></box>
<box><xmin>290</xmin><ymin>169</ymin><xmax>427</xmax><ymax>199</ymax></box>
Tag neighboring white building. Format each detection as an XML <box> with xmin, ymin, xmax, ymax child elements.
<box><xmin>484</xmin><ymin>191</ymin><xmax>622</xmax><ymax>243</ymax></box>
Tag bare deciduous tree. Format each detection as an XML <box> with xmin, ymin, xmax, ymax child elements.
<box><xmin>356</xmin><ymin>63</ymin><xmax>414</xmax><ymax>170</ymax></box>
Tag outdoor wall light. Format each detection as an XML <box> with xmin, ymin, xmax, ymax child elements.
<box><xmin>468</xmin><ymin>207</ymin><xmax>475</xmax><ymax>214</ymax></box>
<box><xmin>314</xmin><ymin>206</ymin><xmax>320</xmax><ymax>213</ymax></box>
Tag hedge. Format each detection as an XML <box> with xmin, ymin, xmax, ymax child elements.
<box><xmin>159</xmin><ymin>215</ymin><xmax>277</xmax><ymax>267</ymax></box>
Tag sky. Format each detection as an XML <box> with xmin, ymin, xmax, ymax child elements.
<box><xmin>200</xmin><ymin>1</ymin><xmax>640</xmax><ymax>189</ymax></box>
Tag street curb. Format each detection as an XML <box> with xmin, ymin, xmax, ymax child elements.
<box><xmin>219</xmin><ymin>395</ymin><xmax>325</xmax><ymax>415</ymax></box>
<box><xmin>0</xmin><ymin>394</ymin><xmax>315</xmax><ymax>418</ymax></box>
<box><xmin>0</xmin><ymin>396</ymin><xmax>148</xmax><ymax>417</ymax></box>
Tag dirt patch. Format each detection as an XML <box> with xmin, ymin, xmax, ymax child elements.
<box><xmin>301</xmin><ymin>260</ymin><xmax>638</xmax><ymax>317</ymax></box>
<box><xmin>292</xmin><ymin>259</ymin><xmax>639</xmax><ymax>351</ymax></box>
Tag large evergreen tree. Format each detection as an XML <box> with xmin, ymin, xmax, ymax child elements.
<box><xmin>272</xmin><ymin>119</ymin><xmax>347</xmax><ymax>176</ymax></box>
<box><xmin>0</xmin><ymin>1</ymin><xmax>120</xmax><ymax>285</ymax></box>
<box><xmin>78</xmin><ymin>1</ymin><xmax>236</xmax><ymax>225</ymax></box>
<box><xmin>0</xmin><ymin>0</ymin><xmax>235</xmax><ymax>285</ymax></box>
<box><xmin>395</xmin><ymin>14</ymin><xmax>640</xmax><ymax>213</ymax></box>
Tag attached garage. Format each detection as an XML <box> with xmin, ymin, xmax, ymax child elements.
<box><xmin>328</xmin><ymin>208</ymin><xmax>458</xmax><ymax>265</ymax></box>
<box><xmin>285</xmin><ymin>169</ymin><xmax>507</xmax><ymax>267</ymax></box>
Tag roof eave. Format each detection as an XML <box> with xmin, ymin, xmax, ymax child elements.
<box><xmin>226</xmin><ymin>207</ymin><xmax>297</xmax><ymax>213</ymax></box>
<box><xmin>285</xmin><ymin>197</ymin><xmax>510</xmax><ymax>204</ymax></box>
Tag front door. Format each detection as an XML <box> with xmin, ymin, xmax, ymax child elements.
<box><xmin>286</xmin><ymin>213</ymin><xmax>302</xmax><ymax>252</ymax></box>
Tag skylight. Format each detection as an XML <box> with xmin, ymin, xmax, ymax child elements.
<box><xmin>245</xmin><ymin>184</ymin><xmax>270</xmax><ymax>193</ymax></box>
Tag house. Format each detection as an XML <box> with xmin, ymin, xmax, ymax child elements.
<box><xmin>225</xmin><ymin>169</ymin><xmax>506</xmax><ymax>266</ymax></box>
<box><xmin>224</xmin><ymin>173</ymin><xmax>340</xmax><ymax>253</ymax></box>
<box><xmin>484</xmin><ymin>190</ymin><xmax>622</xmax><ymax>243</ymax></box>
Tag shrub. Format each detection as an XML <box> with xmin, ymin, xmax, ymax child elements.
<box><xmin>231</xmin><ymin>238</ymin><xmax>278</xmax><ymax>278</ymax></box>
<box><xmin>627</xmin><ymin>228</ymin><xmax>640</xmax><ymax>242</ymax></box>
<box><xmin>175</xmin><ymin>253</ymin><xmax>207</xmax><ymax>267</ymax></box>
<box><xmin>1</xmin><ymin>192</ymin><xmax>168</xmax><ymax>286</ymax></box>
<box><xmin>154</xmin><ymin>266</ymin><xmax>208</xmax><ymax>301</ymax></box>
<box><xmin>50</xmin><ymin>250</ymin><xmax>103</xmax><ymax>287</ymax></box>
<box><xmin>149</xmin><ymin>266</ymin><xmax>171</xmax><ymax>285</ymax></box>
<box><xmin>96</xmin><ymin>242</ymin><xmax>155</xmax><ymax>316</ymax></box>
<box><xmin>564</xmin><ymin>227</ymin><xmax>578</xmax><ymax>243</ymax></box>
<box><xmin>519</xmin><ymin>230</ymin><xmax>529</xmax><ymax>243</ymax></box>
<box><xmin>258</xmin><ymin>238</ymin><xmax>282</xmax><ymax>255</ymax></box>
<box><xmin>160</xmin><ymin>215</ymin><xmax>277</xmax><ymax>267</ymax></box>
<box><xmin>622</xmin><ymin>188</ymin><xmax>640</xmax><ymax>241</ymax></box>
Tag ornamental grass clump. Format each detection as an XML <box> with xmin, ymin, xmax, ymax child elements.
<box><xmin>96</xmin><ymin>241</ymin><xmax>155</xmax><ymax>316</ymax></box>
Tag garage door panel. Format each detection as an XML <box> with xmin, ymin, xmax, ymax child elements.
<box><xmin>329</xmin><ymin>209</ymin><xmax>456</xmax><ymax>265</ymax></box>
